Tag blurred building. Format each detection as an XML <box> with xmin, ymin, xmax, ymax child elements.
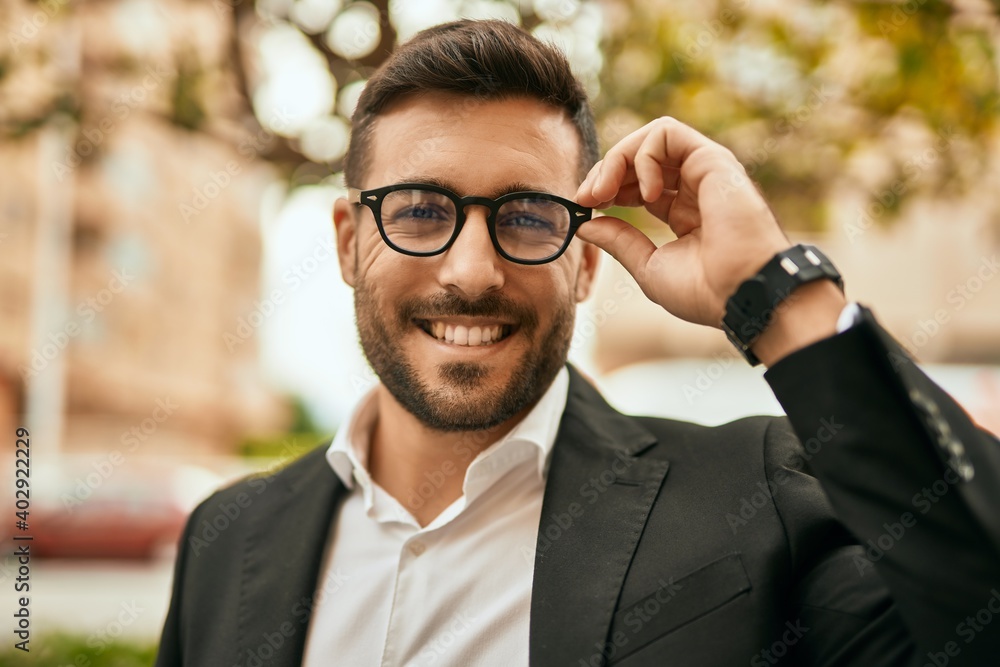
<box><xmin>0</xmin><ymin>0</ymin><xmax>287</xmax><ymax>461</ymax></box>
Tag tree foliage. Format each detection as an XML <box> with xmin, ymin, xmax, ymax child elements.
<box><xmin>594</xmin><ymin>0</ymin><xmax>1000</xmax><ymax>230</ymax></box>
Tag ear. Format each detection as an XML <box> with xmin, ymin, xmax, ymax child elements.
<box><xmin>333</xmin><ymin>197</ymin><xmax>357</xmax><ymax>287</ymax></box>
<box><xmin>573</xmin><ymin>240</ymin><xmax>601</xmax><ymax>302</ymax></box>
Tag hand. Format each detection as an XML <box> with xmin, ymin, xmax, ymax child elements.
<box><xmin>575</xmin><ymin>117</ymin><xmax>792</xmax><ymax>328</ymax></box>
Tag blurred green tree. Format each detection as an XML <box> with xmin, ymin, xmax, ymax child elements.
<box><xmin>228</xmin><ymin>0</ymin><xmax>998</xmax><ymax>232</ymax></box>
<box><xmin>4</xmin><ymin>0</ymin><xmax>997</xmax><ymax>232</ymax></box>
<box><xmin>594</xmin><ymin>0</ymin><xmax>999</xmax><ymax>231</ymax></box>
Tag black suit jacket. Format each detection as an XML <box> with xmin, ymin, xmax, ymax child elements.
<box><xmin>155</xmin><ymin>308</ymin><xmax>1000</xmax><ymax>666</ymax></box>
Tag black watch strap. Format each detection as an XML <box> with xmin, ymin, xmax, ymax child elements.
<box><xmin>722</xmin><ymin>244</ymin><xmax>843</xmax><ymax>366</ymax></box>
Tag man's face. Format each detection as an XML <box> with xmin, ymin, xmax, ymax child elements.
<box><xmin>334</xmin><ymin>92</ymin><xmax>598</xmax><ymax>432</ymax></box>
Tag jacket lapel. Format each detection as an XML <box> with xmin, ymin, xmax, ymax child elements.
<box><xmin>238</xmin><ymin>446</ymin><xmax>346</xmax><ymax>667</ymax></box>
<box><xmin>530</xmin><ymin>366</ymin><xmax>670</xmax><ymax>667</ymax></box>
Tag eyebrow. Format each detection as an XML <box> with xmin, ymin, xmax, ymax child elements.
<box><xmin>395</xmin><ymin>176</ymin><xmax>553</xmax><ymax>199</ymax></box>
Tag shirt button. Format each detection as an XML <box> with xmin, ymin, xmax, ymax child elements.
<box><xmin>409</xmin><ymin>541</ymin><xmax>426</xmax><ymax>556</ymax></box>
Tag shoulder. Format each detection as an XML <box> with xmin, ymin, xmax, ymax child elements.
<box><xmin>209</xmin><ymin>441</ymin><xmax>334</xmax><ymax>499</ymax></box>
<box><xmin>565</xmin><ymin>364</ymin><xmax>800</xmax><ymax>467</ymax></box>
<box><xmin>186</xmin><ymin>442</ymin><xmax>336</xmax><ymax>528</ymax></box>
<box><xmin>630</xmin><ymin>413</ymin><xmax>804</xmax><ymax>469</ymax></box>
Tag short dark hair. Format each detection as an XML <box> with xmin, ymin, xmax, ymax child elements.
<box><xmin>344</xmin><ymin>19</ymin><xmax>599</xmax><ymax>187</ymax></box>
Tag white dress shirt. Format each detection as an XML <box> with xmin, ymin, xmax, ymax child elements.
<box><xmin>301</xmin><ymin>367</ymin><xmax>570</xmax><ymax>667</ymax></box>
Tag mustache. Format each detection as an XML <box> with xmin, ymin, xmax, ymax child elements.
<box><xmin>396</xmin><ymin>292</ymin><xmax>538</xmax><ymax>331</ymax></box>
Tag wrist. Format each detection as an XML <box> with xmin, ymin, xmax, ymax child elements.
<box><xmin>750</xmin><ymin>280</ymin><xmax>847</xmax><ymax>367</ymax></box>
<box><xmin>721</xmin><ymin>244</ymin><xmax>844</xmax><ymax>365</ymax></box>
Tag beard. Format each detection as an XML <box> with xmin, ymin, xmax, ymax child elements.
<box><xmin>354</xmin><ymin>276</ymin><xmax>575</xmax><ymax>432</ymax></box>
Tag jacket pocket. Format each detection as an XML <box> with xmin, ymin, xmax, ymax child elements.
<box><xmin>608</xmin><ymin>552</ymin><xmax>751</xmax><ymax>663</ymax></box>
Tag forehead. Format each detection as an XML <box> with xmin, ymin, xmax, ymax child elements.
<box><xmin>364</xmin><ymin>92</ymin><xmax>582</xmax><ymax>196</ymax></box>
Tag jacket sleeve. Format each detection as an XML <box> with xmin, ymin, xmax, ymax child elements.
<box><xmin>761</xmin><ymin>418</ymin><xmax>920</xmax><ymax>667</ymax></box>
<box><xmin>764</xmin><ymin>305</ymin><xmax>1000</xmax><ymax>666</ymax></box>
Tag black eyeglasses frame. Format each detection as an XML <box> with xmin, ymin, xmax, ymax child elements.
<box><xmin>348</xmin><ymin>182</ymin><xmax>592</xmax><ymax>266</ymax></box>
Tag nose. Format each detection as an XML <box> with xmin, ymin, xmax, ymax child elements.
<box><xmin>436</xmin><ymin>205</ymin><xmax>505</xmax><ymax>299</ymax></box>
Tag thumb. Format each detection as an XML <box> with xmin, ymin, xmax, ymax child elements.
<box><xmin>575</xmin><ymin>214</ymin><xmax>657</xmax><ymax>280</ymax></box>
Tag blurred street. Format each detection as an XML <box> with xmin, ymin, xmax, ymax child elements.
<box><xmin>1</xmin><ymin>555</ymin><xmax>174</xmax><ymax>643</ymax></box>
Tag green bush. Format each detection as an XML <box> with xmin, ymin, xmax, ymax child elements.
<box><xmin>0</xmin><ymin>634</ymin><xmax>156</xmax><ymax>667</ymax></box>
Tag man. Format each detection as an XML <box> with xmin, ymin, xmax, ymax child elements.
<box><xmin>155</xmin><ymin>19</ymin><xmax>1000</xmax><ymax>667</ymax></box>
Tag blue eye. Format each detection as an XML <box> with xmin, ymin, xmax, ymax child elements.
<box><xmin>392</xmin><ymin>204</ymin><xmax>450</xmax><ymax>223</ymax></box>
<box><xmin>498</xmin><ymin>213</ymin><xmax>557</xmax><ymax>233</ymax></box>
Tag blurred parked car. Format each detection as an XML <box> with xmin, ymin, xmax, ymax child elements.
<box><xmin>1</xmin><ymin>457</ymin><xmax>222</xmax><ymax>559</ymax></box>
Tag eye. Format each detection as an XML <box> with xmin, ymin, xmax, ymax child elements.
<box><xmin>497</xmin><ymin>198</ymin><xmax>569</xmax><ymax>235</ymax></box>
<box><xmin>498</xmin><ymin>212</ymin><xmax>557</xmax><ymax>233</ymax></box>
<box><xmin>380</xmin><ymin>188</ymin><xmax>456</xmax><ymax>226</ymax></box>
<box><xmin>391</xmin><ymin>203</ymin><xmax>451</xmax><ymax>223</ymax></box>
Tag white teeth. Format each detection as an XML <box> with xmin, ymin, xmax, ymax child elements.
<box><xmin>425</xmin><ymin>322</ymin><xmax>506</xmax><ymax>346</ymax></box>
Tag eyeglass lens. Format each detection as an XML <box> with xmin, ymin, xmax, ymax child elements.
<box><xmin>379</xmin><ymin>189</ymin><xmax>572</xmax><ymax>261</ymax></box>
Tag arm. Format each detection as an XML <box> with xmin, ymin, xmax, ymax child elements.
<box><xmin>765</xmin><ymin>307</ymin><xmax>1000</xmax><ymax>665</ymax></box>
<box><xmin>761</xmin><ymin>417</ymin><xmax>920</xmax><ymax>667</ymax></box>
<box><xmin>575</xmin><ymin>117</ymin><xmax>1000</xmax><ymax>664</ymax></box>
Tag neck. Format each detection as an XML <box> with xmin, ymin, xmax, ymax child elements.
<box><xmin>367</xmin><ymin>386</ymin><xmax>530</xmax><ymax>527</ymax></box>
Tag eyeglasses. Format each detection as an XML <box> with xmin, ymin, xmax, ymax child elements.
<box><xmin>348</xmin><ymin>182</ymin><xmax>592</xmax><ymax>265</ymax></box>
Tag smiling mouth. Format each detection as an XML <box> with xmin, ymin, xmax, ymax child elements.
<box><xmin>415</xmin><ymin>319</ymin><xmax>514</xmax><ymax>346</ymax></box>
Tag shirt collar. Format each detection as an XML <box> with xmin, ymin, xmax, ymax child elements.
<box><xmin>325</xmin><ymin>366</ymin><xmax>569</xmax><ymax>497</ymax></box>
<box><xmin>326</xmin><ymin>387</ymin><xmax>380</xmax><ymax>513</ymax></box>
<box><xmin>508</xmin><ymin>364</ymin><xmax>569</xmax><ymax>481</ymax></box>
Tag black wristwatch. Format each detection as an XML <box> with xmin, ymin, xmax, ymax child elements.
<box><xmin>721</xmin><ymin>244</ymin><xmax>843</xmax><ymax>366</ymax></box>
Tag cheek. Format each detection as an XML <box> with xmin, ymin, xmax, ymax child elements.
<box><xmin>356</xmin><ymin>232</ymin><xmax>406</xmax><ymax>282</ymax></box>
<box><xmin>361</xmin><ymin>253</ymin><xmax>432</xmax><ymax>308</ymax></box>
<box><xmin>522</xmin><ymin>271</ymin><xmax>577</xmax><ymax>326</ymax></box>
<box><xmin>544</xmin><ymin>258</ymin><xmax>583</xmax><ymax>301</ymax></box>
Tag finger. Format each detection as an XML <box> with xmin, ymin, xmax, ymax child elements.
<box><xmin>635</xmin><ymin>129</ymin><xmax>672</xmax><ymax>202</ymax></box>
<box><xmin>575</xmin><ymin>160</ymin><xmax>604</xmax><ymax>204</ymax></box>
<box><xmin>590</xmin><ymin>150</ymin><xmax>632</xmax><ymax>205</ymax></box>
<box><xmin>594</xmin><ymin>118</ymin><xmax>726</xmax><ymax>205</ymax></box>
<box><xmin>588</xmin><ymin>123</ymin><xmax>660</xmax><ymax>201</ymax></box>
<box><xmin>641</xmin><ymin>120</ymin><xmax>743</xmax><ymax>207</ymax></box>
<box><xmin>662</xmin><ymin>166</ymin><xmax>681</xmax><ymax>191</ymax></box>
<box><xmin>649</xmin><ymin>117</ymin><xmax>726</xmax><ymax>165</ymax></box>
<box><xmin>662</xmin><ymin>179</ymin><xmax>707</xmax><ymax>237</ymax></box>
<box><xmin>584</xmin><ymin>117</ymin><xmax>732</xmax><ymax>210</ymax></box>
<box><xmin>601</xmin><ymin>167</ymin><xmax>644</xmax><ymax>208</ymax></box>
<box><xmin>643</xmin><ymin>190</ymin><xmax>679</xmax><ymax>222</ymax></box>
<box><xmin>609</xmin><ymin>181</ymin><xmax>644</xmax><ymax>208</ymax></box>
<box><xmin>575</xmin><ymin>214</ymin><xmax>657</xmax><ymax>281</ymax></box>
